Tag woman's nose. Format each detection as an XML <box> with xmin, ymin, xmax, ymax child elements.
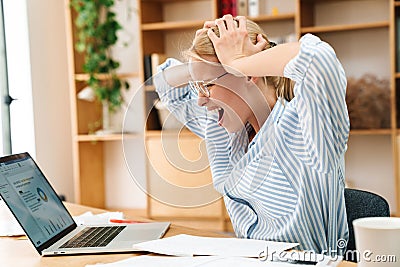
<box><xmin>197</xmin><ymin>96</ymin><xmax>209</xmax><ymax>107</ymax></box>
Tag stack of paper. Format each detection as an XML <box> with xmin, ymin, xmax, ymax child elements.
<box><xmin>132</xmin><ymin>234</ymin><xmax>298</xmax><ymax>257</ymax></box>
<box><xmin>0</xmin><ymin>218</ymin><xmax>24</xmax><ymax>236</ymax></box>
<box><xmin>73</xmin><ymin>211</ymin><xmax>123</xmax><ymax>225</ymax></box>
<box><xmin>83</xmin><ymin>234</ymin><xmax>342</xmax><ymax>267</ymax></box>
<box><xmin>0</xmin><ymin>200</ymin><xmax>24</xmax><ymax>236</ymax></box>
<box><xmin>86</xmin><ymin>255</ymin><xmax>316</xmax><ymax>267</ymax></box>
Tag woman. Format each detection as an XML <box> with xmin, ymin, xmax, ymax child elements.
<box><xmin>154</xmin><ymin>15</ymin><xmax>349</xmax><ymax>255</ymax></box>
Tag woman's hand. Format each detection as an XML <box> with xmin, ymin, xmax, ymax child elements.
<box><xmin>207</xmin><ymin>15</ymin><xmax>267</xmax><ymax>73</ymax></box>
<box><xmin>194</xmin><ymin>20</ymin><xmax>216</xmax><ymax>38</ymax></box>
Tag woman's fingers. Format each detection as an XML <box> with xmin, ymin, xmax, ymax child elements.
<box><xmin>207</xmin><ymin>16</ymin><xmax>260</xmax><ymax>75</ymax></box>
<box><xmin>195</xmin><ymin>20</ymin><xmax>216</xmax><ymax>37</ymax></box>
<box><xmin>222</xmin><ymin>14</ymin><xmax>236</xmax><ymax>31</ymax></box>
<box><xmin>195</xmin><ymin>28</ymin><xmax>206</xmax><ymax>37</ymax></box>
<box><xmin>236</xmin><ymin>16</ymin><xmax>247</xmax><ymax>31</ymax></box>
<box><xmin>215</xmin><ymin>18</ymin><xmax>228</xmax><ymax>35</ymax></box>
<box><xmin>203</xmin><ymin>20</ymin><xmax>215</xmax><ymax>28</ymax></box>
<box><xmin>254</xmin><ymin>34</ymin><xmax>268</xmax><ymax>51</ymax></box>
<box><xmin>207</xmin><ymin>28</ymin><xmax>218</xmax><ymax>43</ymax></box>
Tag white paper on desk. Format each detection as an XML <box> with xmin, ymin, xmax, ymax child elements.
<box><xmin>73</xmin><ymin>211</ymin><xmax>123</xmax><ymax>225</ymax></box>
<box><xmin>85</xmin><ymin>255</ymin><xmax>315</xmax><ymax>267</ymax></box>
<box><xmin>0</xmin><ymin>200</ymin><xmax>24</xmax><ymax>236</ymax></box>
<box><xmin>0</xmin><ymin>218</ymin><xmax>24</xmax><ymax>236</ymax></box>
<box><xmin>132</xmin><ymin>234</ymin><xmax>298</xmax><ymax>257</ymax></box>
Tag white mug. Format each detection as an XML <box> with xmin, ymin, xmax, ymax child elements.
<box><xmin>353</xmin><ymin>217</ymin><xmax>400</xmax><ymax>267</ymax></box>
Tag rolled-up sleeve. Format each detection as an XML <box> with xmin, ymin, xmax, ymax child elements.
<box><xmin>153</xmin><ymin>58</ymin><xmax>209</xmax><ymax>139</ymax></box>
<box><xmin>283</xmin><ymin>34</ymin><xmax>350</xmax><ymax>173</ymax></box>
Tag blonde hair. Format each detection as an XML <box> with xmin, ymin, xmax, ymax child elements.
<box><xmin>184</xmin><ymin>19</ymin><xmax>294</xmax><ymax>101</ymax></box>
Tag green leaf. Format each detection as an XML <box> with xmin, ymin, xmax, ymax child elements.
<box><xmin>71</xmin><ymin>0</ymin><xmax>128</xmax><ymax>112</ymax></box>
<box><xmin>75</xmin><ymin>42</ymin><xmax>85</xmax><ymax>52</ymax></box>
<box><xmin>124</xmin><ymin>81</ymin><xmax>130</xmax><ymax>90</ymax></box>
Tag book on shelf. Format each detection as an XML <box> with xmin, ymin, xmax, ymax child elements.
<box><xmin>397</xmin><ymin>16</ymin><xmax>400</xmax><ymax>73</ymax></box>
<box><xmin>237</xmin><ymin>0</ymin><xmax>248</xmax><ymax>16</ymax></box>
<box><xmin>143</xmin><ymin>53</ymin><xmax>167</xmax><ymax>86</ymax></box>
<box><xmin>220</xmin><ymin>0</ymin><xmax>274</xmax><ymax>18</ymax></box>
<box><xmin>219</xmin><ymin>0</ymin><xmax>237</xmax><ymax>16</ymax></box>
<box><xmin>230</xmin><ymin>0</ymin><xmax>237</xmax><ymax>16</ymax></box>
<box><xmin>143</xmin><ymin>54</ymin><xmax>152</xmax><ymax>85</ymax></box>
<box><xmin>248</xmin><ymin>0</ymin><xmax>259</xmax><ymax>17</ymax></box>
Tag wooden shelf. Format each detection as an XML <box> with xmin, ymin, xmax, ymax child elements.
<box><xmin>74</xmin><ymin>72</ymin><xmax>139</xmax><ymax>81</ymax></box>
<box><xmin>302</xmin><ymin>0</ymin><xmax>348</xmax><ymax>2</ymax></box>
<box><xmin>141</xmin><ymin>14</ymin><xmax>295</xmax><ymax>32</ymax></box>
<box><xmin>141</xmin><ymin>0</ymin><xmax>210</xmax><ymax>2</ymax></box>
<box><xmin>249</xmin><ymin>13</ymin><xmax>296</xmax><ymax>23</ymax></box>
<box><xmin>145</xmin><ymin>85</ymin><xmax>155</xmax><ymax>92</ymax></box>
<box><xmin>76</xmin><ymin>133</ymin><xmax>140</xmax><ymax>142</ymax></box>
<box><xmin>301</xmin><ymin>21</ymin><xmax>389</xmax><ymax>34</ymax></box>
<box><xmin>141</xmin><ymin>20</ymin><xmax>204</xmax><ymax>31</ymax></box>
<box><xmin>145</xmin><ymin>129</ymin><xmax>193</xmax><ymax>138</ymax></box>
<box><xmin>349</xmin><ymin>129</ymin><xmax>393</xmax><ymax>136</ymax></box>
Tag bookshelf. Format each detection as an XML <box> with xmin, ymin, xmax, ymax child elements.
<box><xmin>298</xmin><ymin>1</ymin><xmax>397</xmax><ymax>214</ymax></box>
<box><xmin>64</xmin><ymin>0</ymin><xmax>399</xmax><ymax>228</ymax></box>
<box><xmin>64</xmin><ymin>0</ymin><xmax>143</xmax><ymax>208</ymax></box>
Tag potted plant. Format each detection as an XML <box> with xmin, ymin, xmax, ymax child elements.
<box><xmin>71</xmin><ymin>0</ymin><xmax>129</xmax><ymax>134</ymax></box>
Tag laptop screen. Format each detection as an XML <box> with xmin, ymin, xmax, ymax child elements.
<box><xmin>0</xmin><ymin>153</ymin><xmax>75</xmax><ymax>249</ymax></box>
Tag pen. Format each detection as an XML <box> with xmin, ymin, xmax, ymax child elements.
<box><xmin>109</xmin><ymin>219</ymin><xmax>147</xmax><ymax>224</ymax></box>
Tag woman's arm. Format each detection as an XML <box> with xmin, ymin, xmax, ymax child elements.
<box><xmin>161</xmin><ymin>61</ymin><xmax>192</xmax><ymax>88</ymax></box>
<box><xmin>220</xmin><ymin>42</ymin><xmax>300</xmax><ymax>77</ymax></box>
<box><xmin>207</xmin><ymin>15</ymin><xmax>299</xmax><ymax>77</ymax></box>
<box><xmin>154</xmin><ymin>58</ymin><xmax>217</xmax><ymax>140</ymax></box>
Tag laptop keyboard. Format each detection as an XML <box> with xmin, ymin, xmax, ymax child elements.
<box><xmin>60</xmin><ymin>226</ymin><xmax>126</xmax><ymax>248</ymax></box>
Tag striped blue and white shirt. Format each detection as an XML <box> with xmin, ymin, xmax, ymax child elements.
<box><xmin>154</xmin><ymin>34</ymin><xmax>350</xmax><ymax>254</ymax></box>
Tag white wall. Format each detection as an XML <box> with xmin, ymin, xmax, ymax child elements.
<box><xmin>346</xmin><ymin>136</ymin><xmax>396</xmax><ymax>213</ymax></box>
<box><xmin>3</xmin><ymin>0</ymin><xmax>36</xmax><ymax>157</ymax></box>
<box><xmin>24</xmin><ymin>0</ymin><xmax>74</xmax><ymax>201</ymax></box>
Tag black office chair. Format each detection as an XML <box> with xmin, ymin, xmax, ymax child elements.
<box><xmin>343</xmin><ymin>188</ymin><xmax>390</xmax><ymax>262</ymax></box>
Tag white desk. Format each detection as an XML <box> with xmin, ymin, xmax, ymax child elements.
<box><xmin>0</xmin><ymin>202</ymin><xmax>356</xmax><ymax>267</ymax></box>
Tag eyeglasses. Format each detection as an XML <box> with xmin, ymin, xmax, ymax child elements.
<box><xmin>189</xmin><ymin>72</ymin><xmax>228</xmax><ymax>98</ymax></box>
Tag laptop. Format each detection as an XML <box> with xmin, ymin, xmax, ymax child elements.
<box><xmin>0</xmin><ymin>152</ymin><xmax>170</xmax><ymax>256</ymax></box>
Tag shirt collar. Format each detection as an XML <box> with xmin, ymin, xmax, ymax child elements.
<box><xmin>271</xmin><ymin>97</ymin><xmax>287</xmax><ymax>124</ymax></box>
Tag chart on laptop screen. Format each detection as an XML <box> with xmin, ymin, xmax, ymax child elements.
<box><xmin>0</xmin><ymin>156</ymin><xmax>74</xmax><ymax>247</ymax></box>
